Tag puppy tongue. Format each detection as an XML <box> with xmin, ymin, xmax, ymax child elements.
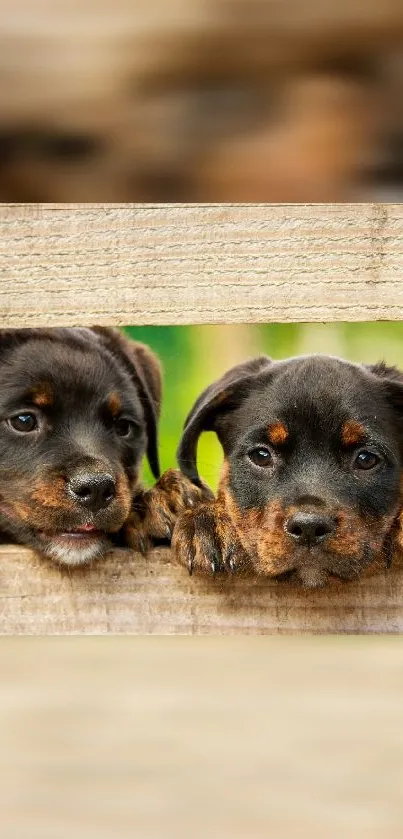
<box><xmin>75</xmin><ymin>524</ymin><xmax>97</xmax><ymax>533</ymax></box>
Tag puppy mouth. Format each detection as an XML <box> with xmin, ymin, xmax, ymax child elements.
<box><xmin>0</xmin><ymin>501</ymin><xmax>116</xmax><ymax>566</ymax></box>
<box><xmin>35</xmin><ymin>525</ymin><xmax>112</xmax><ymax>567</ymax></box>
<box><xmin>37</xmin><ymin>524</ymin><xmax>103</xmax><ymax>540</ymax></box>
<box><xmin>0</xmin><ymin>501</ymin><xmax>122</xmax><ymax>539</ymax></box>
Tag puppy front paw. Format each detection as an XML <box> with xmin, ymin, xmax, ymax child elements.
<box><xmin>172</xmin><ymin>501</ymin><xmax>249</xmax><ymax>576</ymax></box>
<box><xmin>123</xmin><ymin>469</ymin><xmax>211</xmax><ymax>553</ymax></box>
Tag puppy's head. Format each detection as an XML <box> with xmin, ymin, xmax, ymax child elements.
<box><xmin>0</xmin><ymin>327</ymin><xmax>161</xmax><ymax>566</ymax></box>
<box><xmin>178</xmin><ymin>354</ymin><xmax>403</xmax><ymax>587</ymax></box>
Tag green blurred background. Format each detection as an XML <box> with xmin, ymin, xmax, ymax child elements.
<box><xmin>124</xmin><ymin>323</ymin><xmax>403</xmax><ymax>490</ymax></box>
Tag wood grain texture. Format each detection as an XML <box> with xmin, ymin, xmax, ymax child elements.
<box><xmin>1</xmin><ymin>544</ymin><xmax>402</xmax><ymax>634</ymax></box>
<box><xmin>1</xmin><ymin>203</ymin><xmax>403</xmax><ymax>327</ymax></box>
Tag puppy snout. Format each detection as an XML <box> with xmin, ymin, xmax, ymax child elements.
<box><xmin>285</xmin><ymin>511</ymin><xmax>335</xmax><ymax>546</ymax></box>
<box><xmin>67</xmin><ymin>471</ymin><xmax>116</xmax><ymax>512</ymax></box>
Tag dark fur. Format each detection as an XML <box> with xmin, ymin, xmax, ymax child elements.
<box><xmin>173</xmin><ymin>354</ymin><xmax>403</xmax><ymax>587</ymax></box>
<box><xmin>0</xmin><ymin>327</ymin><xmax>201</xmax><ymax>566</ymax></box>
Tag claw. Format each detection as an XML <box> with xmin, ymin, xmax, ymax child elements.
<box><xmin>161</xmin><ymin>512</ymin><xmax>172</xmax><ymax>540</ymax></box>
<box><xmin>188</xmin><ymin>556</ymin><xmax>193</xmax><ymax>576</ymax></box>
<box><xmin>138</xmin><ymin>536</ymin><xmax>147</xmax><ymax>555</ymax></box>
<box><xmin>209</xmin><ymin>548</ymin><xmax>221</xmax><ymax>575</ymax></box>
<box><xmin>226</xmin><ymin>545</ymin><xmax>236</xmax><ymax>573</ymax></box>
<box><xmin>155</xmin><ymin>505</ymin><xmax>172</xmax><ymax>539</ymax></box>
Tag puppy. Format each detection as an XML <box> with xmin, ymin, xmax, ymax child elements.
<box><xmin>173</xmin><ymin>354</ymin><xmax>403</xmax><ymax>588</ymax></box>
<box><xmin>0</xmin><ymin>327</ymin><xmax>202</xmax><ymax>566</ymax></box>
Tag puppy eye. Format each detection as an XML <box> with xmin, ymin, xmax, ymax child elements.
<box><xmin>354</xmin><ymin>450</ymin><xmax>381</xmax><ymax>470</ymax></box>
<box><xmin>248</xmin><ymin>447</ymin><xmax>273</xmax><ymax>467</ymax></box>
<box><xmin>7</xmin><ymin>413</ymin><xmax>38</xmax><ymax>433</ymax></box>
<box><xmin>114</xmin><ymin>418</ymin><xmax>134</xmax><ymax>438</ymax></box>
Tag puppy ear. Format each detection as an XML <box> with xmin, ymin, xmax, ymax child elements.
<box><xmin>0</xmin><ymin>329</ymin><xmax>15</xmax><ymax>353</ymax></box>
<box><xmin>178</xmin><ymin>356</ymin><xmax>272</xmax><ymax>486</ymax></box>
<box><xmin>0</xmin><ymin>328</ymin><xmax>31</xmax><ymax>357</ymax></box>
<box><xmin>91</xmin><ymin>327</ymin><xmax>162</xmax><ymax>479</ymax></box>
<box><xmin>367</xmin><ymin>362</ymin><xmax>403</xmax><ymax>424</ymax></box>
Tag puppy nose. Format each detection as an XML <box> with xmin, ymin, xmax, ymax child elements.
<box><xmin>68</xmin><ymin>472</ymin><xmax>116</xmax><ymax>512</ymax></box>
<box><xmin>285</xmin><ymin>512</ymin><xmax>335</xmax><ymax>546</ymax></box>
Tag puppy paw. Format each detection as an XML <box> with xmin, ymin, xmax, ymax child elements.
<box><xmin>172</xmin><ymin>501</ymin><xmax>249</xmax><ymax>576</ymax></box>
<box><xmin>123</xmin><ymin>469</ymin><xmax>211</xmax><ymax>553</ymax></box>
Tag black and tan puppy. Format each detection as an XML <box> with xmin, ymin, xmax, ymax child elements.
<box><xmin>0</xmin><ymin>327</ymin><xmax>201</xmax><ymax>566</ymax></box>
<box><xmin>173</xmin><ymin>354</ymin><xmax>403</xmax><ymax>588</ymax></box>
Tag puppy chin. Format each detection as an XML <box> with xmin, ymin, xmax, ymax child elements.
<box><xmin>38</xmin><ymin>533</ymin><xmax>112</xmax><ymax>567</ymax></box>
<box><xmin>296</xmin><ymin>565</ymin><xmax>328</xmax><ymax>589</ymax></box>
<box><xmin>294</xmin><ymin>549</ymin><xmax>372</xmax><ymax>588</ymax></box>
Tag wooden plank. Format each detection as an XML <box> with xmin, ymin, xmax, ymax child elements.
<box><xmin>1</xmin><ymin>203</ymin><xmax>403</xmax><ymax>327</ymax></box>
<box><xmin>1</xmin><ymin>543</ymin><xmax>402</xmax><ymax>634</ymax></box>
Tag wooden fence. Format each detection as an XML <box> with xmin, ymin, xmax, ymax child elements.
<box><xmin>1</xmin><ymin>202</ymin><xmax>403</xmax><ymax>633</ymax></box>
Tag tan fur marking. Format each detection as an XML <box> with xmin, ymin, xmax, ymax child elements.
<box><xmin>217</xmin><ymin>459</ymin><xmax>230</xmax><ymax>501</ymax></box>
<box><xmin>218</xmin><ymin>462</ymin><xmax>291</xmax><ymax>573</ymax></box>
<box><xmin>107</xmin><ymin>392</ymin><xmax>121</xmax><ymax>417</ymax></box>
<box><xmin>31</xmin><ymin>478</ymin><xmax>70</xmax><ymax>509</ymax></box>
<box><xmin>268</xmin><ymin>422</ymin><xmax>288</xmax><ymax>446</ymax></box>
<box><xmin>341</xmin><ymin>420</ymin><xmax>365</xmax><ymax>447</ymax></box>
<box><xmin>11</xmin><ymin>502</ymin><xmax>32</xmax><ymax>523</ymax></box>
<box><xmin>30</xmin><ymin>382</ymin><xmax>53</xmax><ymax>408</ymax></box>
<box><xmin>115</xmin><ymin>472</ymin><xmax>133</xmax><ymax>514</ymax></box>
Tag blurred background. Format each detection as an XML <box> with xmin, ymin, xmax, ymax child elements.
<box><xmin>2</xmin><ymin>637</ymin><xmax>403</xmax><ymax>839</ymax></box>
<box><xmin>1</xmin><ymin>0</ymin><xmax>403</xmax><ymax>201</ymax></box>
<box><xmin>125</xmin><ymin>321</ymin><xmax>403</xmax><ymax>489</ymax></box>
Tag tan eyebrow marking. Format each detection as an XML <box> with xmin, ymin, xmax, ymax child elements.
<box><xmin>268</xmin><ymin>422</ymin><xmax>288</xmax><ymax>446</ymax></box>
<box><xmin>341</xmin><ymin>420</ymin><xmax>365</xmax><ymax>446</ymax></box>
<box><xmin>107</xmin><ymin>392</ymin><xmax>121</xmax><ymax>417</ymax></box>
<box><xmin>29</xmin><ymin>382</ymin><xmax>53</xmax><ymax>408</ymax></box>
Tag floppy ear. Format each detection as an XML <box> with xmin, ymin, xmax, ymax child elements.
<box><xmin>367</xmin><ymin>361</ymin><xmax>403</xmax><ymax>429</ymax></box>
<box><xmin>178</xmin><ymin>356</ymin><xmax>273</xmax><ymax>486</ymax></box>
<box><xmin>0</xmin><ymin>329</ymin><xmax>16</xmax><ymax>356</ymax></box>
<box><xmin>0</xmin><ymin>328</ymin><xmax>34</xmax><ymax>358</ymax></box>
<box><xmin>90</xmin><ymin>327</ymin><xmax>162</xmax><ymax>479</ymax></box>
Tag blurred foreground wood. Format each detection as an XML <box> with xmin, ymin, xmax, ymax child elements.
<box><xmin>1</xmin><ymin>544</ymin><xmax>402</xmax><ymax>634</ymax></box>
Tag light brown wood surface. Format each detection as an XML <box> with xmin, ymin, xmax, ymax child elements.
<box><xmin>1</xmin><ymin>544</ymin><xmax>402</xmax><ymax>634</ymax></box>
<box><xmin>1</xmin><ymin>203</ymin><xmax>403</xmax><ymax>327</ymax></box>
<box><xmin>2</xmin><ymin>639</ymin><xmax>403</xmax><ymax>839</ymax></box>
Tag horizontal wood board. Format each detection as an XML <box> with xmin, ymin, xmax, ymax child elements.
<box><xmin>1</xmin><ymin>203</ymin><xmax>403</xmax><ymax>326</ymax></box>
<box><xmin>0</xmin><ymin>544</ymin><xmax>402</xmax><ymax>634</ymax></box>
